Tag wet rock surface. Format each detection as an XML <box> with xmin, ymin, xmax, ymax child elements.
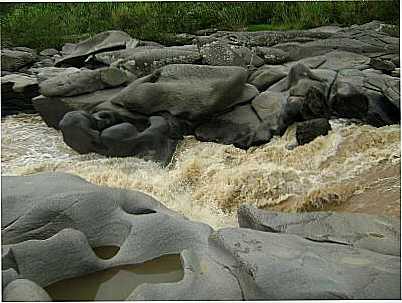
<box><xmin>1</xmin><ymin>173</ymin><xmax>400</xmax><ymax>300</ymax></box>
<box><xmin>1</xmin><ymin>20</ymin><xmax>400</xmax><ymax>165</ymax></box>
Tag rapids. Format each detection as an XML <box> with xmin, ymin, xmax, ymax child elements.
<box><xmin>1</xmin><ymin>114</ymin><xmax>400</xmax><ymax>229</ymax></box>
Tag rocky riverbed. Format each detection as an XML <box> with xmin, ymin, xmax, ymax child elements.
<box><xmin>1</xmin><ymin>20</ymin><xmax>400</xmax><ymax>301</ymax></box>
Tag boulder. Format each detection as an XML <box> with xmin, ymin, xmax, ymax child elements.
<box><xmin>195</xmin><ymin>104</ymin><xmax>271</xmax><ymax>149</ymax></box>
<box><xmin>328</xmin><ymin>81</ymin><xmax>369</xmax><ymax>119</ymax></box>
<box><xmin>28</xmin><ymin>66</ymin><xmax>81</xmax><ymax>82</ymax></box>
<box><xmin>238</xmin><ymin>205</ymin><xmax>401</xmax><ymax>256</ymax></box>
<box><xmin>248</xmin><ymin>65</ymin><xmax>288</xmax><ymax>91</ymax></box>
<box><xmin>32</xmin><ymin>87</ymin><xmax>122</xmax><ymax>129</ymax></box>
<box><xmin>1</xmin><ymin>173</ymin><xmax>211</xmax><ymax>286</ymax></box>
<box><xmin>254</xmin><ymin>47</ymin><xmax>289</xmax><ymax>64</ymax></box>
<box><xmin>109</xmin><ymin>64</ymin><xmax>259</xmax><ymax>121</ymax></box>
<box><xmin>3</xmin><ymin>279</ymin><xmax>51</xmax><ymax>302</ymax></box>
<box><xmin>329</xmin><ymin>69</ymin><xmax>400</xmax><ymax>126</ymax></box>
<box><xmin>39</xmin><ymin>48</ymin><xmax>59</xmax><ymax>57</ymax></box>
<box><xmin>1</xmin><ymin>74</ymin><xmax>39</xmax><ymax>116</ymax></box>
<box><xmin>55</xmin><ymin>30</ymin><xmax>132</xmax><ymax>67</ymax></box>
<box><xmin>39</xmin><ymin>67</ymin><xmax>129</xmax><ymax>97</ymax></box>
<box><xmin>1</xmin><ymin>49</ymin><xmax>38</xmax><ymax>72</ymax></box>
<box><xmin>59</xmin><ymin>112</ymin><xmax>180</xmax><ymax>165</ymax></box>
<box><xmin>251</xmin><ymin>91</ymin><xmax>289</xmax><ymax>135</ymax></box>
<box><xmin>214</xmin><ymin>227</ymin><xmax>400</xmax><ymax>300</ymax></box>
<box><xmin>295</xmin><ymin>118</ymin><xmax>332</xmax><ymax>145</ymax></box>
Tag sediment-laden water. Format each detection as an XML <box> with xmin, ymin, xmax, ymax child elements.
<box><xmin>45</xmin><ymin>253</ymin><xmax>183</xmax><ymax>301</ymax></box>
<box><xmin>1</xmin><ymin>114</ymin><xmax>400</xmax><ymax>229</ymax></box>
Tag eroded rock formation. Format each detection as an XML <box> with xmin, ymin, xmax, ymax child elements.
<box><xmin>1</xmin><ymin>21</ymin><xmax>400</xmax><ymax>165</ymax></box>
<box><xmin>1</xmin><ymin>173</ymin><xmax>400</xmax><ymax>301</ymax></box>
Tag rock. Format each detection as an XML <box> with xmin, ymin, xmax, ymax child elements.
<box><xmin>329</xmin><ymin>81</ymin><xmax>369</xmax><ymax>119</ymax></box>
<box><xmin>254</xmin><ymin>47</ymin><xmax>289</xmax><ymax>64</ymax></box>
<box><xmin>109</xmin><ymin>64</ymin><xmax>258</xmax><ymax>121</ymax></box>
<box><xmin>1</xmin><ymin>74</ymin><xmax>39</xmax><ymax>116</ymax></box>
<box><xmin>61</xmin><ymin>43</ymin><xmax>77</xmax><ymax>56</ymax></box>
<box><xmin>28</xmin><ymin>66</ymin><xmax>81</xmax><ymax>82</ymax></box>
<box><xmin>55</xmin><ymin>30</ymin><xmax>132</xmax><ymax>67</ymax></box>
<box><xmin>59</xmin><ymin>111</ymin><xmax>180</xmax><ymax>165</ymax></box>
<box><xmin>319</xmin><ymin>50</ymin><xmax>371</xmax><ymax>71</ymax></box>
<box><xmin>39</xmin><ymin>67</ymin><xmax>128</xmax><ymax>97</ymax></box>
<box><xmin>296</xmin><ymin>118</ymin><xmax>331</xmax><ymax>145</ymax></box>
<box><xmin>214</xmin><ymin>227</ymin><xmax>401</xmax><ymax>300</ymax></box>
<box><xmin>195</xmin><ymin>104</ymin><xmax>271</xmax><ymax>149</ymax></box>
<box><xmin>94</xmin><ymin>45</ymin><xmax>164</xmax><ymax>65</ymax></box>
<box><xmin>248</xmin><ymin>65</ymin><xmax>288</xmax><ymax>91</ymax></box>
<box><xmin>238</xmin><ymin>205</ymin><xmax>401</xmax><ymax>256</ymax></box>
<box><xmin>251</xmin><ymin>91</ymin><xmax>289</xmax><ymax>135</ymax></box>
<box><xmin>1</xmin><ymin>173</ymin><xmax>401</xmax><ymax>300</ymax></box>
<box><xmin>116</xmin><ymin>48</ymin><xmax>202</xmax><ymax>77</ymax></box>
<box><xmin>329</xmin><ymin>69</ymin><xmax>400</xmax><ymax>126</ymax></box>
<box><xmin>200</xmin><ymin>41</ymin><xmax>263</xmax><ymax>67</ymax></box>
<box><xmin>2</xmin><ymin>173</ymin><xmax>211</xmax><ymax>285</ymax></box>
<box><xmin>1</xmin><ymin>49</ymin><xmax>38</xmax><ymax>72</ymax></box>
<box><xmin>370</xmin><ymin>58</ymin><xmax>396</xmax><ymax>72</ymax></box>
<box><xmin>2</xmin><ymin>269</ymin><xmax>19</xmax><ymax>290</ymax></box>
<box><xmin>39</xmin><ymin>48</ymin><xmax>59</xmax><ymax>57</ymax></box>
<box><xmin>32</xmin><ymin>87</ymin><xmax>123</xmax><ymax>129</ymax></box>
<box><xmin>3</xmin><ymin>279</ymin><xmax>51</xmax><ymax>302</ymax></box>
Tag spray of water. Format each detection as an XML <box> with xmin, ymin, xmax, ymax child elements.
<box><xmin>1</xmin><ymin>114</ymin><xmax>400</xmax><ymax>229</ymax></box>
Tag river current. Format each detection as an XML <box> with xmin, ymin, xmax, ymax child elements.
<box><xmin>1</xmin><ymin>114</ymin><xmax>400</xmax><ymax>229</ymax></box>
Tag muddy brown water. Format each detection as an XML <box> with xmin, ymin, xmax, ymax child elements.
<box><xmin>44</xmin><ymin>251</ymin><xmax>183</xmax><ymax>301</ymax></box>
<box><xmin>1</xmin><ymin>114</ymin><xmax>400</xmax><ymax>228</ymax></box>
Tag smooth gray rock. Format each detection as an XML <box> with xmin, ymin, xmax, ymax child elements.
<box><xmin>32</xmin><ymin>87</ymin><xmax>123</xmax><ymax>129</ymax></box>
<box><xmin>215</xmin><ymin>227</ymin><xmax>401</xmax><ymax>300</ymax></box>
<box><xmin>1</xmin><ymin>49</ymin><xmax>38</xmax><ymax>72</ymax></box>
<box><xmin>238</xmin><ymin>205</ymin><xmax>401</xmax><ymax>257</ymax></box>
<box><xmin>39</xmin><ymin>67</ymin><xmax>128</xmax><ymax>97</ymax></box>
<box><xmin>195</xmin><ymin>104</ymin><xmax>271</xmax><ymax>149</ymax></box>
<box><xmin>3</xmin><ymin>279</ymin><xmax>51</xmax><ymax>302</ymax></box>
<box><xmin>2</xmin><ymin>173</ymin><xmax>212</xmax><ymax>288</ymax></box>
<box><xmin>251</xmin><ymin>91</ymin><xmax>289</xmax><ymax>136</ymax></box>
<box><xmin>109</xmin><ymin>64</ymin><xmax>258</xmax><ymax>121</ymax></box>
<box><xmin>55</xmin><ymin>30</ymin><xmax>132</xmax><ymax>67</ymax></box>
<box><xmin>2</xmin><ymin>173</ymin><xmax>401</xmax><ymax>301</ymax></box>
<box><xmin>2</xmin><ymin>269</ymin><xmax>19</xmax><ymax>290</ymax></box>
<box><xmin>59</xmin><ymin>112</ymin><xmax>180</xmax><ymax>166</ymax></box>
<box><xmin>248</xmin><ymin>65</ymin><xmax>288</xmax><ymax>91</ymax></box>
<box><xmin>329</xmin><ymin>69</ymin><xmax>400</xmax><ymax>126</ymax></box>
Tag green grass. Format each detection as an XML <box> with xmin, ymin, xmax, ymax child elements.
<box><xmin>1</xmin><ymin>1</ymin><xmax>399</xmax><ymax>50</ymax></box>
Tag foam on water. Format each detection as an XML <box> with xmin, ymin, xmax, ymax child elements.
<box><xmin>1</xmin><ymin>114</ymin><xmax>400</xmax><ymax>229</ymax></box>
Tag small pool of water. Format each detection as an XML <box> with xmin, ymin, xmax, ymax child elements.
<box><xmin>44</xmin><ymin>254</ymin><xmax>183</xmax><ymax>301</ymax></box>
<box><xmin>93</xmin><ymin>246</ymin><xmax>120</xmax><ymax>260</ymax></box>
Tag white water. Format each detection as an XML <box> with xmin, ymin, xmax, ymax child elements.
<box><xmin>1</xmin><ymin>114</ymin><xmax>400</xmax><ymax>229</ymax></box>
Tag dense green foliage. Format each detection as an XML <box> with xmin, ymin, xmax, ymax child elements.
<box><xmin>1</xmin><ymin>1</ymin><xmax>399</xmax><ymax>50</ymax></box>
